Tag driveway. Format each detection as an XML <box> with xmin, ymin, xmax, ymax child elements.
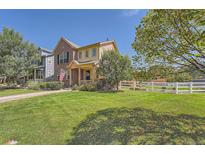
<box><xmin>0</xmin><ymin>89</ymin><xmax>71</xmax><ymax>104</ymax></box>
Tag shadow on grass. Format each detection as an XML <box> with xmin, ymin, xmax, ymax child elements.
<box><xmin>67</xmin><ymin>107</ymin><xmax>205</xmax><ymax>145</ymax></box>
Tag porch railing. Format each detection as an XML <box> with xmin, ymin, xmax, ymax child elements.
<box><xmin>80</xmin><ymin>80</ymin><xmax>93</xmax><ymax>85</ymax></box>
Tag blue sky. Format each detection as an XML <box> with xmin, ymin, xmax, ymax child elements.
<box><xmin>0</xmin><ymin>9</ymin><xmax>148</xmax><ymax>56</ymax></box>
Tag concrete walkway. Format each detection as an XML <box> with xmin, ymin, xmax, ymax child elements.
<box><xmin>0</xmin><ymin>89</ymin><xmax>71</xmax><ymax>104</ymax></box>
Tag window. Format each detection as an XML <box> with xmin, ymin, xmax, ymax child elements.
<box><xmin>48</xmin><ymin>59</ymin><xmax>52</xmax><ymax>64</ymax></box>
<box><xmin>47</xmin><ymin>70</ymin><xmax>53</xmax><ymax>76</ymax></box>
<box><xmin>92</xmin><ymin>48</ymin><xmax>96</xmax><ymax>57</ymax></box>
<box><xmin>37</xmin><ymin>70</ymin><xmax>43</xmax><ymax>79</ymax></box>
<box><xmin>79</xmin><ymin>51</ymin><xmax>82</xmax><ymax>59</ymax></box>
<box><xmin>58</xmin><ymin>52</ymin><xmax>69</xmax><ymax>64</ymax></box>
<box><xmin>85</xmin><ymin>50</ymin><xmax>89</xmax><ymax>58</ymax></box>
<box><xmin>38</xmin><ymin>57</ymin><xmax>44</xmax><ymax>66</ymax></box>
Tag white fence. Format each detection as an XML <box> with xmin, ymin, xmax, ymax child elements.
<box><xmin>119</xmin><ymin>81</ymin><xmax>205</xmax><ymax>94</ymax></box>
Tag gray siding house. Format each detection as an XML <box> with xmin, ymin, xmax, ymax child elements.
<box><xmin>30</xmin><ymin>48</ymin><xmax>54</xmax><ymax>81</ymax></box>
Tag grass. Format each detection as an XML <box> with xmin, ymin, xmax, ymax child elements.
<box><xmin>0</xmin><ymin>89</ymin><xmax>40</xmax><ymax>97</ymax></box>
<box><xmin>0</xmin><ymin>90</ymin><xmax>205</xmax><ymax>144</ymax></box>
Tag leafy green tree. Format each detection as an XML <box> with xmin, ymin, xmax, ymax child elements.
<box><xmin>147</xmin><ymin>65</ymin><xmax>174</xmax><ymax>80</ymax></box>
<box><xmin>132</xmin><ymin>9</ymin><xmax>205</xmax><ymax>74</ymax></box>
<box><xmin>133</xmin><ymin>63</ymin><xmax>192</xmax><ymax>82</ymax></box>
<box><xmin>97</xmin><ymin>50</ymin><xmax>132</xmax><ymax>90</ymax></box>
<box><xmin>0</xmin><ymin>27</ymin><xmax>40</xmax><ymax>84</ymax></box>
<box><xmin>167</xmin><ymin>72</ymin><xmax>192</xmax><ymax>82</ymax></box>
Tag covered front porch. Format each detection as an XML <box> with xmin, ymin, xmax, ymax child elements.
<box><xmin>68</xmin><ymin>60</ymin><xmax>97</xmax><ymax>86</ymax></box>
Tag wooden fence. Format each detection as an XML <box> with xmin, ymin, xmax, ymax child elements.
<box><xmin>119</xmin><ymin>81</ymin><xmax>205</xmax><ymax>94</ymax></box>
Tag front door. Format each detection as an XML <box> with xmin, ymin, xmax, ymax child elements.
<box><xmin>86</xmin><ymin>70</ymin><xmax>90</xmax><ymax>80</ymax></box>
<box><xmin>72</xmin><ymin>68</ymin><xmax>78</xmax><ymax>85</ymax></box>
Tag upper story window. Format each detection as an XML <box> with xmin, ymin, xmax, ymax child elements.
<box><xmin>92</xmin><ymin>48</ymin><xmax>96</xmax><ymax>57</ymax></box>
<box><xmin>57</xmin><ymin>52</ymin><xmax>69</xmax><ymax>64</ymax></box>
<box><xmin>48</xmin><ymin>58</ymin><xmax>52</xmax><ymax>64</ymax></box>
<box><xmin>37</xmin><ymin>57</ymin><xmax>44</xmax><ymax>66</ymax></box>
<box><xmin>85</xmin><ymin>50</ymin><xmax>89</xmax><ymax>58</ymax></box>
<box><xmin>79</xmin><ymin>51</ymin><xmax>82</xmax><ymax>59</ymax></box>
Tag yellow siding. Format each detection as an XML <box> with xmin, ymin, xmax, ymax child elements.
<box><xmin>77</xmin><ymin>46</ymin><xmax>100</xmax><ymax>62</ymax></box>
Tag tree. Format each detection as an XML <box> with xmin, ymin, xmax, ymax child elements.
<box><xmin>97</xmin><ymin>50</ymin><xmax>132</xmax><ymax>90</ymax></box>
<box><xmin>0</xmin><ymin>27</ymin><xmax>40</xmax><ymax>84</ymax></box>
<box><xmin>132</xmin><ymin>62</ymin><xmax>192</xmax><ymax>82</ymax></box>
<box><xmin>167</xmin><ymin>72</ymin><xmax>192</xmax><ymax>82</ymax></box>
<box><xmin>132</xmin><ymin>10</ymin><xmax>205</xmax><ymax>74</ymax></box>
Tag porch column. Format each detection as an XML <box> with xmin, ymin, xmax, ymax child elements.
<box><xmin>78</xmin><ymin>68</ymin><xmax>81</xmax><ymax>85</ymax></box>
<box><xmin>69</xmin><ymin>68</ymin><xmax>72</xmax><ymax>86</ymax></box>
<box><xmin>92</xmin><ymin>66</ymin><xmax>95</xmax><ymax>82</ymax></box>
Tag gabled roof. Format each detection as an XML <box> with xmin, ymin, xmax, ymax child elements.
<box><xmin>53</xmin><ymin>37</ymin><xmax>118</xmax><ymax>54</ymax></box>
<box><xmin>77</xmin><ymin>40</ymin><xmax>117</xmax><ymax>50</ymax></box>
<box><xmin>39</xmin><ymin>47</ymin><xmax>53</xmax><ymax>56</ymax></box>
<box><xmin>52</xmin><ymin>37</ymin><xmax>80</xmax><ymax>54</ymax></box>
<box><xmin>63</xmin><ymin>38</ymin><xmax>80</xmax><ymax>48</ymax></box>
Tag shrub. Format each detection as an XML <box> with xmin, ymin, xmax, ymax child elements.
<box><xmin>27</xmin><ymin>81</ymin><xmax>40</xmax><ymax>90</ymax></box>
<box><xmin>72</xmin><ymin>84</ymin><xmax>79</xmax><ymax>90</ymax></box>
<box><xmin>27</xmin><ymin>81</ymin><xmax>64</xmax><ymax>90</ymax></box>
<box><xmin>46</xmin><ymin>81</ymin><xmax>64</xmax><ymax>90</ymax></box>
<box><xmin>86</xmin><ymin>83</ymin><xmax>97</xmax><ymax>91</ymax></box>
<box><xmin>79</xmin><ymin>83</ymin><xmax>97</xmax><ymax>91</ymax></box>
<box><xmin>79</xmin><ymin>84</ymin><xmax>87</xmax><ymax>91</ymax></box>
<box><xmin>161</xmin><ymin>86</ymin><xmax>167</xmax><ymax>89</ymax></box>
<box><xmin>96</xmin><ymin>79</ymin><xmax>106</xmax><ymax>90</ymax></box>
<box><xmin>39</xmin><ymin>82</ymin><xmax>47</xmax><ymax>89</ymax></box>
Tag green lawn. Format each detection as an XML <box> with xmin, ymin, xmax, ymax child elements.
<box><xmin>0</xmin><ymin>90</ymin><xmax>205</xmax><ymax>144</ymax></box>
<box><xmin>0</xmin><ymin>89</ymin><xmax>40</xmax><ymax>97</ymax></box>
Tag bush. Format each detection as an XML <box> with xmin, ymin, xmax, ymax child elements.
<box><xmin>72</xmin><ymin>84</ymin><xmax>79</xmax><ymax>90</ymax></box>
<box><xmin>39</xmin><ymin>82</ymin><xmax>47</xmax><ymax>89</ymax></box>
<box><xmin>79</xmin><ymin>84</ymin><xmax>87</xmax><ymax>91</ymax></box>
<box><xmin>86</xmin><ymin>83</ymin><xmax>97</xmax><ymax>91</ymax></box>
<box><xmin>46</xmin><ymin>81</ymin><xmax>64</xmax><ymax>90</ymax></box>
<box><xmin>161</xmin><ymin>86</ymin><xmax>167</xmax><ymax>89</ymax></box>
<box><xmin>28</xmin><ymin>81</ymin><xmax>64</xmax><ymax>90</ymax></box>
<box><xmin>96</xmin><ymin>79</ymin><xmax>106</xmax><ymax>90</ymax></box>
<box><xmin>27</xmin><ymin>81</ymin><xmax>40</xmax><ymax>90</ymax></box>
<box><xmin>79</xmin><ymin>83</ymin><xmax>97</xmax><ymax>91</ymax></box>
<box><xmin>96</xmin><ymin>79</ymin><xmax>118</xmax><ymax>91</ymax></box>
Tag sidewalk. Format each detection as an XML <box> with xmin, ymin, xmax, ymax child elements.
<box><xmin>0</xmin><ymin>89</ymin><xmax>71</xmax><ymax>104</ymax></box>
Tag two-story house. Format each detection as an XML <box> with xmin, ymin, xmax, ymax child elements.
<box><xmin>30</xmin><ymin>48</ymin><xmax>54</xmax><ymax>82</ymax></box>
<box><xmin>53</xmin><ymin>37</ymin><xmax>117</xmax><ymax>86</ymax></box>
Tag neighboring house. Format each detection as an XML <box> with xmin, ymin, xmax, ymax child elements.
<box><xmin>30</xmin><ymin>48</ymin><xmax>54</xmax><ymax>82</ymax></box>
<box><xmin>53</xmin><ymin>37</ymin><xmax>117</xmax><ymax>86</ymax></box>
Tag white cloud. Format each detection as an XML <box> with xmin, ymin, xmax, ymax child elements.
<box><xmin>122</xmin><ymin>9</ymin><xmax>141</xmax><ymax>17</ymax></box>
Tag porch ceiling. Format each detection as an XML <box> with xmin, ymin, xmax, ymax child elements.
<box><xmin>68</xmin><ymin>60</ymin><xmax>97</xmax><ymax>69</ymax></box>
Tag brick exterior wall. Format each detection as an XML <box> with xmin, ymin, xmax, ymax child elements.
<box><xmin>53</xmin><ymin>38</ymin><xmax>76</xmax><ymax>87</ymax></box>
<box><xmin>53</xmin><ymin>38</ymin><xmax>117</xmax><ymax>87</ymax></box>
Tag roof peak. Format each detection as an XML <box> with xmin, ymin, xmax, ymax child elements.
<box><xmin>61</xmin><ymin>37</ymin><xmax>80</xmax><ymax>48</ymax></box>
<box><xmin>39</xmin><ymin>47</ymin><xmax>52</xmax><ymax>53</ymax></box>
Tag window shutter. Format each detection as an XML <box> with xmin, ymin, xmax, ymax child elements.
<box><xmin>57</xmin><ymin>55</ymin><xmax>59</xmax><ymax>64</ymax></box>
<box><xmin>67</xmin><ymin>52</ymin><xmax>69</xmax><ymax>62</ymax></box>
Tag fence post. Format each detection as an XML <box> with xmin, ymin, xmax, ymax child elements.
<box><xmin>175</xmin><ymin>82</ymin><xmax>178</xmax><ymax>94</ymax></box>
<box><xmin>151</xmin><ymin>82</ymin><xmax>154</xmax><ymax>92</ymax></box>
<box><xmin>190</xmin><ymin>82</ymin><xmax>193</xmax><ymax>94</ymax></box>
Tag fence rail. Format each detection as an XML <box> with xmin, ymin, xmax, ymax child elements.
<box><xmin>119</xmin><ymin>81</ymin><xmax>205</xmax><ymax>94</ymax></box>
